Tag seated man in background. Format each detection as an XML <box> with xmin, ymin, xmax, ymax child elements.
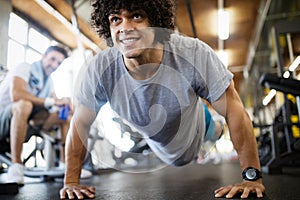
<box><xmin>0</xmin><ymin>46</ymin><xmax>90</xmax><ymax>184</ymax></box>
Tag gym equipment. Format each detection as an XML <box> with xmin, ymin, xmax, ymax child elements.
<box><xmin>257</xmin><ymin>17</ymin><xmax>300</xmax><ymax>174</ymax></box>
<box><xmin>93</xmin><ymin>117</ymin><xmax>165</xmax><ymax>173</ymax></box>
<box><xmin>254</xmin><ymin>97</ymin><xmax>300</xmax><ymax>173</ymax></box>
<box><xmin>0</xmin><ymin>125</ymin><xmax>65</xmax><ymax>181</ymax></box>
<box><xmin>260</xmin><ymin>73</ymin><xmax>300</xmax><ymax>97</ymax></box>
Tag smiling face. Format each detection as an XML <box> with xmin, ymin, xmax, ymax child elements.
<box><xmin>109</xmin><ymin>9</ymin><xmax>156</xmax><ymax>59</ymax></box>
<box><xmin>42</xmin><ymin>51</ymin><xmax>65</xmax><ymax>76</ymax></box>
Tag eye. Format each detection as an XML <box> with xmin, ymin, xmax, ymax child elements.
<box><xmin>109</xmin><ymin>16</ymin><xmax>121</xmax><ymax>25</ymax></box>
<box><xmin>133</xmin><ymin>13</ymin><xmax>142</xmax><ymax>20</ymax></box>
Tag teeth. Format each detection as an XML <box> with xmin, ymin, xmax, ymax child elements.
<box><xmin>122</xmin><ymin>38</ymin><xmax>137</xmax><ymax>44</ymax></box>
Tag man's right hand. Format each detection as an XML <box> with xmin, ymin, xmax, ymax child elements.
<box><xmin>60</xmin><ymin>184</ymin><xmax>95</xmax><ymax>199</ymax></box>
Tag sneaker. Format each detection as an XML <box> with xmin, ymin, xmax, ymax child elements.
<box><xmin>7</xmin><ymin>163</ymin><xmax>24</xmax><ymax>185</ymax></box>
<box><xmin>80</xmin><ymin>169</ymin><xmax>92</xmax><ymax>179</ymax></box>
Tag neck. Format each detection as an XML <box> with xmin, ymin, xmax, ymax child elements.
<box><xmin>124</xmin><ymin>43</ymin><xmax>164</xmax><ymax>80</ymax></box>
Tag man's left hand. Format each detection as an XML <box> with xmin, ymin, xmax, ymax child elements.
<box><xmin>214</xmin><ymin>180</ymin><xmax>265</xmax><ymax>198</ymax></box>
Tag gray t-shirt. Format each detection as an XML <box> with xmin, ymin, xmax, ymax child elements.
<box><xmin>0</xmin><ymin>61</ymin><xmax>54</xmax><ymax>110</ymax></box>
<box><xmin>76</xmin><ymin>33</ymin><xmax>233</xmax><ymax>165</ymax></box>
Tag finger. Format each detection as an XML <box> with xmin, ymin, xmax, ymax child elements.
<box><xmin>74</xmin><ymin>188</ymin><xmax>85</xmax><ymax>200</ymax></box>
<box><xmin>81</xmin><ymin>189</ymin><xmax>95</xmax><ymax>198</ymax></box>
<box><xmin>240</xmin><ymin>188</ymin><xmax>250</xmax><ymax>199</ymax></box>
<box><xmin>214</xmin><ymin>186</ymin><xmax>231</xmax><ymax>198</ymax></box>
<box><xmin>225</xmin><ymin>186</ymin><xmax>241</xmax><ymax>199</ymax></box>
<box><xmin>59</xmin><ymin>189</ymin><xmax>66</xmax><ymax>199</ymax></box>
<box><xmin>66</xmin><ymin>190</ymin><xmax>75</xmax><ymax>199</ymax></box>
<box><xmin>255</xmin><ymin>188</ymin><xmax>264</xmax><ymax>198</ymax></box>
<box><xmin>87</xmin><ymin>186</ymin><xmax>96</xmax><ymax>193</ymax></box>
<box><xmin>214</xmin><ymin>186</ymin><xmax>225</xmax><ymax>194</ymax></box>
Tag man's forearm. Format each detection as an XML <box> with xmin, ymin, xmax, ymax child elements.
<box><xmin>227</xmin><ymin>109</ymin><xmax>261</xmax><ymax>170</ymax></box>
<box><xmin>64</xmin><ymin>123</ymin><xmax>89</xmax><ymax>185</ymax></box>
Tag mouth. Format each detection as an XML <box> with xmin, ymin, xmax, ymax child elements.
<box><xmin>120</xmin><ymin>37</ymin><xmax>140</xmax><ymax>45</ymax></box>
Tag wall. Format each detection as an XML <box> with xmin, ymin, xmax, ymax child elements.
<box><xmin>0</xmin><ymin>0</ymin><xmax>12</xmax><ymax>68</ymax></box>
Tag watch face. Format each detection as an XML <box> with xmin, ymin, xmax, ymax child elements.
<box><xmin>243</xmin><ymin>167</ymin><xmax>262</xmax><ymax>181</ymax></box>
<box><xmin>246</xmin><ymin>168</ymin><xmax>257</xmax><ymax>180</ymax></box>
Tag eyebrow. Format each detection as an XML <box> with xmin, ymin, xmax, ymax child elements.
<box><xmin>109</xmin><ymin>9</ymin><xmax>146</xmax><ymax>16</ymax></box>
<box><xmin>109</xmin><ymin>9</ymin><xmax>121</xmax><ymax>15</ymax></box>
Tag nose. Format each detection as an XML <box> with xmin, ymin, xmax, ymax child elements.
<box><xmin>52</xmin><ymin>62</ymin><xmax>59</xmax><ymax>68</ymax></box>
<box><xmin>119</xmin><ymin>19</ymin><xmax>134</xmax><ymax>33</ymax></box>
<box><xmin>51</xmin><ymin>60</ymin><xmax>61</xmax><ymax>70</ymax></box>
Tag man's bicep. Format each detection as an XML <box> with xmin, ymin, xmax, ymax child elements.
<box><xmin>72</xmin><ymin>104</ymin><xmax>97</xmax><ymax>133</ymax></box>
<box><xmin>11</xmin><ymin>76</ymin><xmax>27</xmax><ymax>90</ymax></box>
<box><xmin>211</xmin><ymin>81</ymin><xmax>242</xmax><ymax>118</ymax></box>
<box><xmin>10</xmin><ymin>77</ymin><xmax>27</xmax><ymax>100</ymax></box>
<box><xmin>67</xmin><ymin>104</ymin><xmax>97</xmax><ymax>151</ymax></box>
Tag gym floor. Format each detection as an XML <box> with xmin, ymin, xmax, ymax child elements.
<box><xmin>0</xmin><ymin>161</ymin><xmax>299</xmax><ymax>200</ymax></box>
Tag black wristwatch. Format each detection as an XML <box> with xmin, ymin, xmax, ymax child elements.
<box><xmin>242</xmin><ymin>167</ymin><xmax>262</xmax><ymax>181</ymax></box>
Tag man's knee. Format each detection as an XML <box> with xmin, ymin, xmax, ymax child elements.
<box><xmin>12</xmin><ymin>100</ymin><xmax>33</xmax><ymax>118</ymax></box>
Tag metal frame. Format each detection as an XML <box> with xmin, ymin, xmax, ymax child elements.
<box><xmin>261</xmin><ymin>17</ymin><xmax>300</xmax><ymax>173</ymax></box>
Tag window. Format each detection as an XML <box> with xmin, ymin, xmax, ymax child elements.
<box><xmin>25</xmin><ymin>48</ymin><xmax>42</xmax><ymax>64</ymax></box>
<box><xmin>8</xmin><ymin>13</ymin><xmax>28</xmax><ymax>45</ymax></box>
<box><xmin>7</xmin><ymin>39</ymin><xmax>25</xmax><ymax>69</ymax></box>
<box><xmin>28</xmin><ymin>28</ymin><xmax>50</xmax><ymax>53</ymax></box>
<box><xmin>7</xmin><ymin>13</ymin><xmax>51</xmax><ymax>70</ymax></box>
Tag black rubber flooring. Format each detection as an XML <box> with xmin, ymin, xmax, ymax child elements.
<box><xmin>0</xmin><ymin>161</ymin><xmax>300</xmax><ymax>200</ymax></box>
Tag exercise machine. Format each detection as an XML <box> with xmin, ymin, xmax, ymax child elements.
<box><xmin>259</xmin><ymin>73</ymin><xmax>300</xmax><ymax>173</ymax></box>
<box><xmin>0</xmin><ymin>125</ymin><xmax>65</xmax><ymax>181</ymax></box>
<box><xmin>257</xmin><ymin>17</ymin><xmax>300</xmax><ymax>174</ymax></box>
<box><xmin>110</xmin><ymin>117</ymin><xmax>164</xmax><ymax>172</ymax></box>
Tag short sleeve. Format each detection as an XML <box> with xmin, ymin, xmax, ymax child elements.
<box><xmin>194</xmin><ymin>41</ymin><xmax>233</xmax><ymax>102</ymax></box>
<box><xmin>11</xmin><ymin>62</ymin><xmax>31</xmax><ymax>82</ymax></box>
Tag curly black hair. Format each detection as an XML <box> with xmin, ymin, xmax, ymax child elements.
<box><xmin>90</xmin><ymin>0</ymin><xmax>175</xmax><ymax>46</ymax></box>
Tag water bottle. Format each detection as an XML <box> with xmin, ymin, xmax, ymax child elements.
<box><xmin>59</xmin><ymin>105</ymin><xmax>70</xmax><ymax>121</ymax></box>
